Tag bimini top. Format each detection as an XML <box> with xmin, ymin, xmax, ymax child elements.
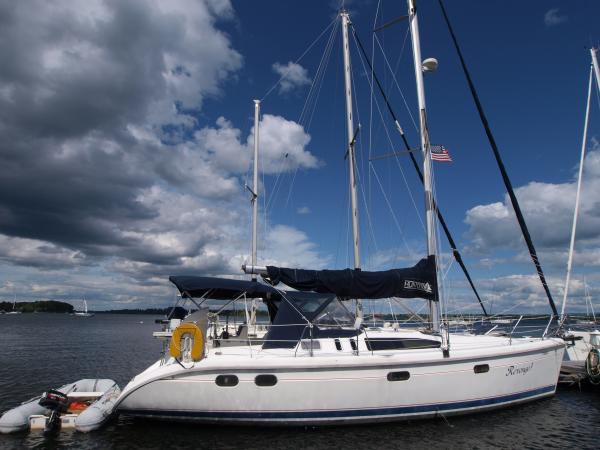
<box><xmin>263</xmin><ymin>255</ymin><xmax>438</xmax><ymax>301</ymax></box>
<box><xmin>169</xmin><ymin>276</ymin><xmax>281</xmax><ymax>300</ymax></box>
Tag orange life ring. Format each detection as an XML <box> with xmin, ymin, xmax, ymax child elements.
<box><xmin>170</xmin><ymin>323</ymin><xmax>205</xmax><ymax>361</ymax></box>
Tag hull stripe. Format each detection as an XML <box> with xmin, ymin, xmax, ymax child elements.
<box><xmin>119</xmin><ymin>384</ymin><xmax>555</xmax><ymax>420</ymax></box>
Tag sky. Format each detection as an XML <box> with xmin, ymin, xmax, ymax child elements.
<box><xmin>0</xmin><ymin>0</ymin><xmax>599</xmax><ymax>314</ymax></box>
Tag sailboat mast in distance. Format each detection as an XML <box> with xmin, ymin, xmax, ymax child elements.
<box><xmin>561</xmin><ymin>51</ymin><xmax>596</xmax><ymax>321</ymax></box>
<box><xmin>408</xmin><ymin>0</ymin><xmax>440</xmax><ymax>331</ymax></box>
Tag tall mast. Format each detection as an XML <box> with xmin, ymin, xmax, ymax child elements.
<box><xmin>341</xmin><ymin>11</ymin><xmax>361</xmax><ymax>271</ymax></box>
<box><xmin>251</xmin><ymin>100</ymin><xmax>260</xmax><ymax>281</ymax></box>
<box><xmin>341</xmin><ymin>11</ymin><xmax>363</xmax><ymax>319</ymax></box>
<box><xmin>408</xmin><ymin>0</ymin><xmax>440</xmax><ymax>331</ymax></box>
<box><xmin>560</xmin><ymin>56</ymin><xmax>595</xmax><ymax>321</ymax></box>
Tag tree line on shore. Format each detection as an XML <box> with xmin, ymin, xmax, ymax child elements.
<box><xmin>0</xmin><ymin>300</ymin><xmax>74</xmax><ymax>313</ymax></box>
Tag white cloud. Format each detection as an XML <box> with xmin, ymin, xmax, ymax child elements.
<box><xmin>0</xmin><ymin>0</ymin><xmax>328</xmax><ymax>309</ymax></box>
<box><xmin>0</xmin><ymin>235</ymin><xmax>87</xmax><ymax>269</ymax></box>
<box><xmin>259</xmin><ymin>225</ymin><xmax>329</xmax><ymax>269</ymax></box>
<box><xmin>464</xmin><ymin>146</ymin><xmax>600</xmax><ymax>270</ymax></box>
<box><xmin>249</xmin><ymin>114</ymin><xmax>321</xmax><ymax>173</ymax></box>
<box><xmin>202</xmin><ymin>117</ymin><xmax>252</xmax><ymax>172</ymax></box>
<box><xmin>544</xmin><ymin>8</ymin><xmax>567</xmax><ymax>27</ymax></box>
<box><xmin>272</xmin><ymin>62</ymin><xmax>312</xmax><ymax>94</ymax></box>
<box><xmin>297</xmin><ymin>206</ymin><xmax>311</xmax><ymax>214</ymax></box>
<box><xmin>463</xmin><ymin>272</ymin><xmax>600</xmax><ymax>315</ymax></box>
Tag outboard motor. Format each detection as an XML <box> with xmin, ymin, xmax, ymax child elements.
<box><xmin>38</xmin><ymin>390</ymin><xmax>68</xmax><ymax>435</ymax></box>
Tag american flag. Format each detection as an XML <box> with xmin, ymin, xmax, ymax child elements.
<box><xmin>430</xmin><ymin>145</ymin><xmax>452</xmax><ymax>162</ymax></box>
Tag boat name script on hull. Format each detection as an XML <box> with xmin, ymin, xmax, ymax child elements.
<box><xmin>505</xmin><ymin>363</ymin><xmax>534</xmax><ymax>376</ymax></box>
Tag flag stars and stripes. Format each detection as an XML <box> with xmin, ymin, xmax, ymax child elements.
<box><xmin>430</xmin><ymin>145</ymin><xmax>453</xmax><ymax>162</ymax></box>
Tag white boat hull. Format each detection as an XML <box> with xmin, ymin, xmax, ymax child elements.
<box><xmin>117</xmin><ymin>336</ymin><xmax>564</xmax><ymax>425</ymax></box>
<box><xmin>563</xmin><ymin>330</ymin><xmax>600</xmax><ymax>362</ymax></box>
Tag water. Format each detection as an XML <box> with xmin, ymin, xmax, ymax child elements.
<box><xmin>1</xmin><ymin>314</ymin><xmax>598</xmax><ymax>449</ymax></box>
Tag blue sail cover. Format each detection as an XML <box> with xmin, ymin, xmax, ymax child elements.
<box><xmin>264</xmin><ymin>255</ymin><xmax>438</xmax><ymax>301</ymax></box>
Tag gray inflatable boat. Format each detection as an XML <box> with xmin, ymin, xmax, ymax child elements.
<box><xmin>0</xmin><ymin>379</ymin><xmax>120</xmax><ymax>433</ymax></box>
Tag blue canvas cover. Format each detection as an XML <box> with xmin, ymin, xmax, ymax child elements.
<box><xmin>264</xmin><ymin>255</ymin><xmax>438</xmax><ymax>301</ymax></box>
<box><xmin>262</xmin><ymin>291</ymin><xmax>360</xmax><ymax>349</ymax></box>
<box><xmin>169</xmin><ymin>276</ymin><xmax>281</xmax><ymax>300</ymax></box>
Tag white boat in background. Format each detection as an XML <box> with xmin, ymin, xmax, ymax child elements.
<box><xmin>74</xmin><ymin>299</ymin><xmax>94</xmax><ymax>317</ymax></box>
<box><xmin>490</xmin><ymin>318</ymin><xmax>512</xmax><ymax>325</ymax></box>
<box><xmin>5</xmin><ymin>296</ymin><xmax>21</xmax><ymax>315</ymax></box>
<box><xmin>561</xmin><ymin>48</ymin><xmax>600</xmax><ymax>382</ymax></box>
<box><xmin>114</xmin><ymin>3</ymin><xmax>564</xmax><ymax>425</ymax></box>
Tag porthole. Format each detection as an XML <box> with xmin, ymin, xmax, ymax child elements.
<box><xmin>334</xmin><ymin>339</ymin><xmax>342</xmax><ymax>351</ymax></box>
<box><xmin>215</xmin><ymin>375</ymin><xmax>238</xmax><ymax>387</ymax></box>
<box><xmin>255</xmin><ymin>374</ymin><xmax>277</xmax><ymax>387</ymax></box>
<box><xmin>474</xmin><ymin>364</ymin><xmax>489</xmax><ymax>374</ymax></box>
<box><xmin>387</xmin><ymin>371</ymin><xmax>410</xmax><ymax>381</ymax></box>
<box><xmin>350</xmin><ymin>339</ymin><xmax>357</xmax><ymax>351</ymax></box>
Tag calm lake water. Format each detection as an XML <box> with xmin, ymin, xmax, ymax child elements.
<box><xmin>0</xmin><ymin>313</ymin><xmax>599</xmax><ymax>449</ymax></box>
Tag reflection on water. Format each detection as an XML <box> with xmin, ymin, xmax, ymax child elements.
<box><xmin>1</xmin><ymin>314</ymin><xmax>598</xmax><ymax>450</ymax></box>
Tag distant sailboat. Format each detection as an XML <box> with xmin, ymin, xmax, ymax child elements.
<box><xmin>6</xmin><ymin>295</ymin><xmax>21</xmax><ymax>315</ymax></box>
<box><xmin>74</xmin><ymin>298</ymin><xmax>94</xmax><ymax>317</ymax></box>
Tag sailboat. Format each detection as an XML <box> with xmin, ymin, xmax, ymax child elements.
<box><xmin>6</xmin><ymin>295</ymin><xmax>21</xmax><ymax>315</ymax></box>
<box><xmin>576</xmin><ymin>278</ymin><xmax>597</xmax><ymax>325</ymax></box>
<box><xmin>74</xmin><ymin>299</ymin><xmax>94</xmax><ymax>317</ymax></box>
<box><xmin>113</xmin><ymin>3</ymin><xmax>564</xmax><ymax>425</ymax></box>
<box><xmin>559</xmin><ymin>47</ymin><xmax>600</xmax><ymax>369</ymax></box>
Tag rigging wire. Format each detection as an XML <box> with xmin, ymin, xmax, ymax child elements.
<box><xmin>370</xmin><ymin>164</ymin><xmax>417</xmax><ymax>258</ymax></box>
<box><xmin>262</xmin><ymin>18</ymin><xmax>339</xmax><ymax>214</ymax></box>
<box><xmin>352</xmin><ymin>23</ymin><xmax>489</xmax><ymax>317</ymax></box>
<box><xmin>301</xmin><ymin>20</ymin><xmax>340</xmax><ymax>128</ymax></box>
<box><xmin>261</xmin><ymin>16</ymin><xmax>338</xmax><ymax>102</ymax></box>
<box><xmin>437</xmin><ymin>0</ymin><xmax>558</xmax><ymax>317</ymax></box>
<box><xmin>355</xmin><ymin>154</ymin><xmax>380</xmax><ymax>261</ymax></box>
<box><xmin>373</xmin><ymin>33</ymin><xmax>419</xmax><ymax>134</ymax></box>
<box><xmin>348</xmin><ymin>27</ymin><xmax>380</xmax><ymax>267</ymax></box>
<box><xmin>264</xmin><ymin>152</ymin><xmax>292</xmax><ymax>213</ymax></box>
<box><xmin>351</xmin><ymin>29</ymin><xmax>426</xmax><ymax>234</ymax></box>
<box><xmin>371</xmin><ymin>1</ymin><xmax>419</xmax><ymax>138</ymax></box>
<box><xmin>284</xmin><ymin>20</ymin><xmax>340</xmax><ymax>211</ymax></box>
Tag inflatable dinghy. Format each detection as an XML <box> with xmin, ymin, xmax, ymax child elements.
<box><xmin>0</xmin><ymin>379</ymin><xmax>120</xmax><ymax>433</ymax></box>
